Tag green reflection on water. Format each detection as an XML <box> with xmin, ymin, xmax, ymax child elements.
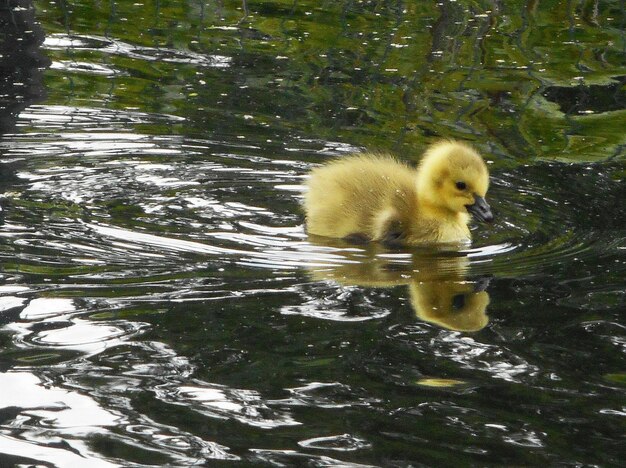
<box><xmin>39</xmin><ymin>0</ymin><xmax>625</xmax><ymax>162</ymax></box>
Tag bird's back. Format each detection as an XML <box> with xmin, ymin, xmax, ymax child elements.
<box><xmin>304</xmin><ymin>154</ymin><xmax>416</xmax><ymax>239</ymax></box>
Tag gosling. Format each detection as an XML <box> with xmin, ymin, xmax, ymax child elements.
<box><xmin>303</xmin><ymin>140</ymin><xmax>493</xmax><ymax>246</ymax></box>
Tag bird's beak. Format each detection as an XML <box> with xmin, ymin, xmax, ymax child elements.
<box><xmin>466</xmin><ymin>195</ymin><xmax>493</xmax><ymax>223</ymax></box>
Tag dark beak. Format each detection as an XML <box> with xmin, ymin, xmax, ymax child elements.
<box><xmin>466</xmin><ymin>195</ymin><xmax>493</xmax><ymax>223</ymax></box>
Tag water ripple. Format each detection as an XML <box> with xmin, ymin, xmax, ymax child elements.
<box><xmin>0</xmin><ymin>64</ymin><xmax>623</xmax><ymax>467</ymax></box>
<box><xmin>155</xmin><ymin>382</ymin><xmax>301</xmax><ymax>429</ymax></box>
<box><xmin>44</xmin><ymin>33</ymin><xmax>231</xmax><ymax>68</ymax></box>
<box><xmin>298</xmin><ymin>433</ymin><xmax>372</xmax><ymax>451</ymax></box>
<box><xmin>433</xmin><ymin>332</ymin><xmax>539</xmax><ymax>383</ymax></box>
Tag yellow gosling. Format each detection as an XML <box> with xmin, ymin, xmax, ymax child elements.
<box><xmin>304</xmin><ymin>140</ymin><xmax>493</xmax><ymax>246</ymax></box>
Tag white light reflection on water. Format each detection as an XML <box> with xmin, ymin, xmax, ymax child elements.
<box><xmin>274</xmin><ymin>381</ymin><xmax>383</xmax><ymax>409</ymax></box>
<box><xmin>50</xmin><ymin>60</ymin><xmax>121</xmax><ymax>76</ymax></box>
<box><xmin>0</xmin><ymin>372</ymin><xmax>120</xmax><ymax>430</ymax></box>
<box><xmin>0</xmin><ymin>295</ymin><xmax>27</xmax><ymax>313</ymax></box>
<box><xmin>250</xmin><ymin>449</ymin><xmax>378</xmax><ymax>467</ymax></box>
<box><xmin>0</xmin><ymin>368</ymin><xmax>237</xmax><ymax>465</ymax></box>
<box><xmin>1</xmin><ymin>296</ymin><xmax>241</xmax><ymax>463</ymax></box>
<box><xmin>502</xmin><ymin>429</ymin><xmax>546</xmax><ymax>448</ymax></box>
<box><xmin>433</xmin><ymin>332</ymin><xmax>539</xmax><ymax>383</ymax></box>
<box><xmin>12</xmin><ymin>104</ymin><xmax>185</xmax><ymax>130</ymax></box>
<box><xmin>87</xmin><ymin>222</ymin><xmax>362</xmax><ymax>269</ymax></box>
<box><xmin>298</xmin><ymin>433</ymin><xmax>372</xmax><ymax>451</ymax></box>
<box><xmin>463</xmin><ymin>242</ymin><xmax>517</xmax><ymax>258</ymax></box>
<box><xmin>20</xmin><ymin>297</ymin><xmax>75</xmax><ymax>319</ymax></box>
<box><xmin>12</xmin><ymin>133</ymin><xmax>180</xmax><ymax>159</ymax></box>
<box><xmin>0</xmin><ymin>434</ymin><xmax>117</xmax><ymax>468</ymax></box>
<box><xmin>44</xmin><ymin>33</ymin><xmax>231</xmax><ymax>68</ymax></box>
<box><xmin>155</xmin><ymin>383</ymin><xmax>301</xmax><ymax>429</ymax></box>
<box><xmin>281</xmin><ymin>284</ymin><xmax>392</xmax><ymax>322</ymax></box>
<box><xmin>9</xmin><ymin>296</ymin><xmax>148</xmax><ymax>355</ymax></box>
<box><xmin>32</xmin><ymin>320</ymin><xmax>146</xmax><ymax>353</ymax></box>
<box><xmin>0</xmin><ymin>372</ymin><xmax>121</xmax><ymax>468</ymax></box>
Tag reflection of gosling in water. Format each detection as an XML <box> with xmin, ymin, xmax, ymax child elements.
<box><xmin>409</xmin><ymin>278</ymin><xmax>489</xmax><ymax>332</ymax></box>
<box><xmin>310</xmin><ymin>247</ymin><xmax>490</xmax><ymax>332</ymax></box>
<box><xmin>304</xmin><ymin>140</ymin><xmax>493</xmax><ymax>246</ymax></box>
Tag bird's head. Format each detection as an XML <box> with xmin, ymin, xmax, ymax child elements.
<box><xmin>416</xmin><ymin>140</ymin><xmax>493</xmax><ymax>223</ymax></box>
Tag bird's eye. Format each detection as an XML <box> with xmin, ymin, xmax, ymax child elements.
<box><xmin>455</xmin><ymin>181</ymin><xmax>467</xmax><ymax>190</ymax></box>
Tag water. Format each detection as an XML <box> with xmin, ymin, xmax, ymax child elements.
<box><xmin>0</xmin><ymin>0</ymin><xmax>625</xmax><ymax>466</ymax></box>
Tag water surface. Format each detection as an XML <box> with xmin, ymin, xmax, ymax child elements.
<box><xmin>0</xmin><ymin>0</ymin><xmax>625</xmax><ymax>466</ymax></box>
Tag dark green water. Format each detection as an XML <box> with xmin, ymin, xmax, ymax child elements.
<box><xmin>0</xmin><ymin>0</ymin><xmax>625</xmax><ymax>466</ymax></box>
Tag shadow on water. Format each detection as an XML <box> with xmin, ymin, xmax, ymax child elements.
<box><xmin>0</xmin><ymin>0</ymin><xmax>49</xmax><ymax>132</ymax></box>
<box><xmin>0</xmin><ymin>0</ymin><xmax>50</xmax><ymax>226</ymax></box>
<box><xmin>0</xmin><ymin>0</ymin><xmax>624</xmax><ymax>466</ymax></box>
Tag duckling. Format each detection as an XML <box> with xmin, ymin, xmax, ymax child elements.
<box><xmin>304</xmin><ymin>140</ymin><xmax>493</xmax><ymax>246</ymax></box>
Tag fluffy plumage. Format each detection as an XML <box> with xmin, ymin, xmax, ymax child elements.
<box><xmin>304</xmin><ymin>140</ymin><xmax>492</xmax><ymax>245</ymax></box>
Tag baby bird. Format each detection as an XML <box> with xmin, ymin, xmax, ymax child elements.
<box><xmin>303</xmin><ymin>140</ymin><xmax>493</xmax><ymax>246</ymax></box>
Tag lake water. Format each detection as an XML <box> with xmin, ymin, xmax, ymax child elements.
<box><xmin>0</xmin><ymin>0</ymin><xmax>625</xmax><ymax>466</ymax></box>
